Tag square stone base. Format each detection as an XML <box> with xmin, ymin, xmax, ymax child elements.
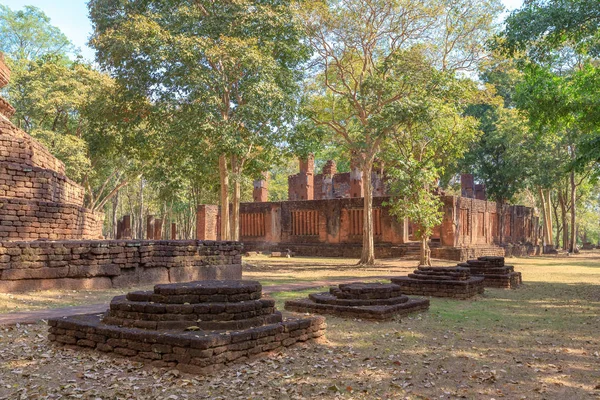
<box><xmin>285</xmin><ymin>297</ymin><xmax>429</xmax><ymax>320</ymax></box>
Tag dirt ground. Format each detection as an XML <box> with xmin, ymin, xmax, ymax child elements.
<box><xmin>0</xmin><ymin>253</ymin><xmax>599</xmax><ymax>399</ymax></box>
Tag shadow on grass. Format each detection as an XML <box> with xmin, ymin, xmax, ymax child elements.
<box><xmin>272</xmin><ymin>279</ymin><xmax>600</xmax><ymax>398</ymax></box>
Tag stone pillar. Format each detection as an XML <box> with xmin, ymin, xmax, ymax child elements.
<box><xmin>461</xmin><ymin>174</ymin><xmax>475</xmax><ymax>198</ymax></box>
<box><xmin>197</xmin><ymin>205</ymin><xmax>219</xmax><ymax>240</ymax></box>
<box><xmin>321</xmin><ymin>160</ymin><xmax>336</xmax><ymax>199</ymax></box>
<box><xmin>154</xmin><ymin>219</ymin><xmax>163</xmax><ymax>240</ymax></box>
<box><xmin>253</xmin><ymin>172</ymin><xmax>269</xmax><ymax>202</ymax></box>
<box><xmin>171</xmin><ymin>223</ymin><xmax>177</xmax><ymax>240</ymax></box>
<box><xmin>299</xmin><ymin>154</ymin><xmax>314</xmax><ymax>200</ymax></box>
<box><xmin>146</xmin><ymin>215</ymin><xmax>155</xmax><ymax>240</ymax></box>
<box><xmin>121</xmin><ymin>215</ymin><xmax>132</xmax><ymax>239</ymax></box>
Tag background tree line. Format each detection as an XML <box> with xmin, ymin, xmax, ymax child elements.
<box><xmin>0</xmin><ymin>0</ymin><xmax>598</xmax><ymax>263</ymax></box>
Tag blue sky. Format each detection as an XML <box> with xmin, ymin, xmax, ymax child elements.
<box><xmin>3</xmin><ymin>0</ymin><xmax>525</xmax><ymax>62</ymax></box>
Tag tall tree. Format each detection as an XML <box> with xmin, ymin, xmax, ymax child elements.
<box><xmin>301</xmin><ymin>0</ymin><xmax>501</xmax><ymax>264</ymax></box>
<box><xmin>0</xmin><ymin>5</ymin><xmax>75</xmax><ymax>63</ymax></box>
<box><xmin>89</xmin><ymin>0</ymin><xmax>308</xmax><ymax>241</ymax></box>
<box><xmin>384</xmin><ymin>57</ymin><xmax>479</xmax><ymax>265</ymax></box>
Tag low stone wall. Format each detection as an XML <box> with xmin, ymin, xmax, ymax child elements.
<box><xmin>431</xmin><ymin>246</ymin><xmax>505</xmax><ymax>262</ymax></box>
<box><xmin>0</xmin><ymin>197</ymin><xmax>103</xmax><ymax>241</ymax></box>
<box><xmin>0</xmin><ymin>162</ymin><xmax>84</xmax><ymax>205</ymax></box>
<box><xmin>48</xmin><ymin>313</ymin><xmax>326</xmax><ymax>374</ymax></box>
<box><xmin>0</xmin><ymin>240</ymin><xmax>242</xmax><ymax>292</ymax></box>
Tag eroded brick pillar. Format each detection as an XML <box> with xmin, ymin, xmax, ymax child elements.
<box><xmin>154</xmin><ymin>219</ymin><xmax>163</xmax><ymax>240</ymax></box>
<box><xmin>146</xmin><ymin>215</ymin><xmax>155</xmax><ymax>240</ymax></box>
<box><xmin>461</xmin><ymin>174</ymin><xmax>475</xmax><ymax>198</ymax></box>
<box><xmin>122</xmin><ymin>215</ymin><xmax>132</xmax><ymax>239</ymax></box>
<box><xmin>253</xmin><ymin>172</ymin><xmax>269</xmax><ymax>202</ymax></box>
<box><xmin>171</xmin><ymin>223</ymin><xmax>177</xmax><ymax>240</ymax></box>
<box><xmin>197</xmin><ymin>205</ymin><xmax>219</xmax><ymax>240</ymax></box>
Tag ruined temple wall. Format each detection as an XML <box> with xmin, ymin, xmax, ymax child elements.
<box><xmin>0</xmin><ymin>239</ymin><xmax>243</xmax><ymax>292</ymax></box>
<box><xmin>236</xmin><ymin>197</ymin><xmax>406</xmax><ymax>247</ymax></box>
<box><xmin>439</xmin><ymin>195</ymin><xmax>539</xmax><ymax>248</ymax></box>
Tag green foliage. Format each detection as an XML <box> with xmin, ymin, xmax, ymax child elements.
<box><xmin>501</xmin><ymin>0</ymin><xmax>600</xmax><ymax>60</ymax></box>
<box><xmin>499</xmin><ymin>0</ymin><xmax>600</xmax><ymax>173</ymax></box>
<box><xmin>89</xmin><ymin>0</ymin><xmax>307</xmax><ymax>160</ymax></box>
<box><xmin>384</xmin><ymin>64</ymin><xmax>479</xmax><ymax>242</ymax></box>
<box><xmin>0</xmin><ymin>5</ymin><xmax>76</xmax><ymax>62</ymax></box>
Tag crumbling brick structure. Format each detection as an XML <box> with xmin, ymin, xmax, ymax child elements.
<box><xmin>0</xmin><ymin>56</ymin><xmax>103</xmax><ymax>241</ymax></box>
<box><xmin>391</xmin><ymin>266</ymin><xmax>485</xmax><ymax>299</ymax></box>
<box><xmin>0</xmin><ymin>53</ymin><xmax>242</xmax><ymax>292</ymax></box>
<box><xmin>48</xmin><ymin>280</ymin><xmax>326</xmax><ymax>374</ymax></box>
<box><xmin>197</xmin><ymin>187</ymin><xmax>540</xmax><ymax>261</ymax></box>
<box><xmin>458</xmin><ymin>256</ymin><xmax>522</xmax><ymax>289</ymax></box>
<box><xmin>285</xmin><ymin>282</ymin><xmax>429</xmax><ymax>320</ymax></box>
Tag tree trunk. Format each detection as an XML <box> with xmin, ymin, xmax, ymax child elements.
<box><xmin>138</xmin><ymin>178</ymin><xmax>144</xmax><ymax>239</ymax></box>
<box><xmin>230</xmin><ymin>155</ymin><xmax>241</xmax><ymax>241</ymax></box>
<box><xmin>538</xmin><ymin>187</ymin><xmax>550</xmax><ymax>247</ymax></box>
<box><xmin>420</xmin><ymin>235</ymin><xmax>431</xmax><ymax>266</ymax></box>
<box><xmin>552</xmin><ymin>195</ymin><xmax>561</xmax><ymax>248</ymax></box>
<box><xmin>219</xmin><ymin>154</ymin><xmax>231</xmax><ymax>241</ymax></box>
<box><xmin>544</xmin><ymin>189</ymin><xmax>553</xmax><ymax>246</ymax></box>
<box><xmin>569</xmin><ymin>170</ymin><xmax>577</xmax><ymax>253</ymax></box>
<box><xmin>111</xmin><ymin>190</ymin><xmax>119</xmax><ymax>239</ymax></box>
<box><xmin>559</xmin><ymin>191</ymin><xmax>568</xmax><ymax>250</ymax></box>
<box><xmin>359</xmin><ymin>161</ymin><xmax>375</xmax><ymax>265</ymax></box>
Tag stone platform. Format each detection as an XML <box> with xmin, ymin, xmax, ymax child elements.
<box><xmin>458</xmin><ymin>256</ymin><xmax>522</xmax><ymax>289</ymax></box>
<box><xmin>391</xmin><ymin>266</ymin><xmax>484</xmax><ymax>299</ymax></box>
<box><xmin>284</xmin><ymin>282</ymin><xmax>429</xmax><ymax>320</ymax></box>
<box><xmin>48</xmin><ymin>280</ymin><xmax>326</xmax><ymax>374</ymax></box>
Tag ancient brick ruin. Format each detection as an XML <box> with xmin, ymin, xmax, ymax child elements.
<box><xmin>391</xmin><ymin>267</ymin><xmax>485</xmax><ymax>299</ymax></box>
<box><xmin>0</xmin><ymin>53</ymin><xmax>241</xmax><ymax>292</ymax></box>
<box><xmin>458</xmin><ymin>256</ymin><xmax>522</xmax><ymax>289</ymax></box>
<box><xmin>48</xmin><ymin>280</ymin><xmax>326</xmax><ymax>374</ymax></box>
<box><xmin>0</xmin><ymin>240</ymin><xmax>242</xmax><ymax>292</ymax></box>
<box><xmin>285</xmin><ymin>282</ymin><xmax>429</xmax><ymax>320</ymax></box>
<box><xmin>0</xmin><ymin>58</ymin><xmax>103</xmax><ymax>241</ymax></box>
<box><xmin>197</xmin><ymin>156</ymin><xmax>541</xmax><ymax>261</ymax></box>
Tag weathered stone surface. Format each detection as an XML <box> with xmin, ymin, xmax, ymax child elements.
<box><xmin>49</xmin><ymin>280</ymin><xmax>326</xmax><ymax>375</ymax></box>
<box><xmin>391</xmin><ymin>266</ymin><xmax>485</xmax><ymax>299</ymax></box>
<box><xmin>285</xmin><ymin>281</ymin><xmax>429</xmax><ymax>320</ymax></box>
<box><xmin>458</xmin><ymin>256</ymin><xmax>522</xmax><ymax>289</ymax></box>
<box><xmin>0</xmin><ymin>240</ymin><xmax>243</xmax><ymax>292</ymax></box>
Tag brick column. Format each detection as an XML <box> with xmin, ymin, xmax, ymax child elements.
<box><xmin>146</xmin><ymin>215</ymin><xmax>155</xmax><ymax>240</ymax></box>
<box><xmin>197</xmin><ymin>205</ymin><xmax>219</xmax><ymax>240</ymax></box>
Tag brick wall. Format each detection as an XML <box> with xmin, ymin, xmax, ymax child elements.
<box><xmin>233</xmin><ymin>197</ymin><xmax>406</xmax><ymax>247</ymax></box>
<box><xmin>0</xmin><ymin>162</ymin><xmax>84</xmax><ymax>205</ymax></box>
<box><xmin>0</xmin><ymin>239</ymin><xmax>243</xmax><ymax>292</ymax></box>
<box><xmin>0</xmin><ymin>120</ymin><xmax>66</xmax><ymax>175</ymax></box>
<box><xmin>0</xmin><ymin>198</ymin><xmax>103</xmax><ymax>241</ymax></box>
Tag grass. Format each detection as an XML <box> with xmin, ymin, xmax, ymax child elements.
<box><xmin>0</xmin><ymin>252</ymin><xmax>599</xmax><ymax>398</ymax></box>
